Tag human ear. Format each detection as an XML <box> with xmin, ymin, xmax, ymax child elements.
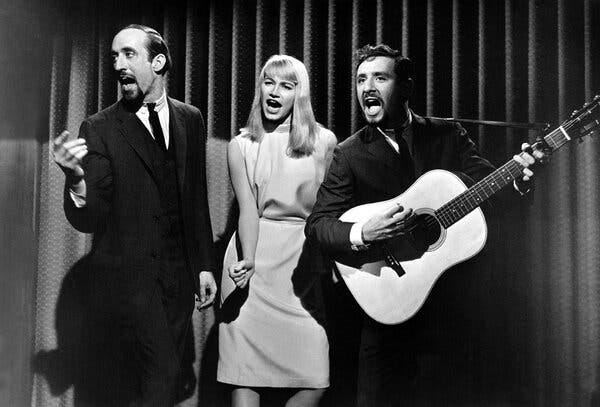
<box><xmin>152</xmin><ymin>54</ymin><xmax>166</xmax><ymax>73</ymax></box>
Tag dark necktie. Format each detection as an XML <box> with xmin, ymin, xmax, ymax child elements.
<box><xmin>393</xmin><ymin>128</ymin><xmax>416</xmax><ymax>183</ymax></box>
<box><xmin>147</xmin><ymin>103</ymin><xmax>167</xmax><ymax>151</ymax></box>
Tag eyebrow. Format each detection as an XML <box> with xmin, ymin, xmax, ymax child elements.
<box><xmin>264</xmin><ymin>76</ymin><xmax>297</xmax><ymax>85</ymax></box>
<box><xmin>357</xmin><ymin>71</ymin><xmax>390</xmax><ymax>77</ymax></box>
<box><xmin>111</xmin><ymin>46</ymin><xmax>136</xmax><ymax>55</ymax></box>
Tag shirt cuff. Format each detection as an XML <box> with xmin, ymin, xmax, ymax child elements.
<box><xmin>350</xmin><ymin>222</ymin><xmax>369</xmax><ymax>251</ymax></box>
<box><xmin>69</xmin><ymin>180</ymin><xmax>87</xmax><ymax>208</ymax></box>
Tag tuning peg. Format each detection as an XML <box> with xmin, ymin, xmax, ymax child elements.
<box><xmin>594</xmin><ymin>95</ymin><xmax>600</xmax><ymax>102</ymax></box>
<box><xmin>571</xmin><ymin>110</ymin><xmax>579</xmax><ymax>118</ymax></box>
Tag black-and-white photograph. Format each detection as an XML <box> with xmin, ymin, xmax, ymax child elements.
<box><xmin>2</xmin><ymin>0</ymin><xmax>600</xmax><ymax>406</ymax></box>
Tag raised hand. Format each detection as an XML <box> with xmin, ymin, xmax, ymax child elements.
<box><xmin>52</xmin><ymin>130</ymin><xmax>87</xmax><ymax>183</ymax></box>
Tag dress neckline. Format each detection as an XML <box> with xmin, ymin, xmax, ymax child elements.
<box><xmin>266</xmin><ymin>123</ymin><xmax>290</xmax><ymax>134</ymax></box>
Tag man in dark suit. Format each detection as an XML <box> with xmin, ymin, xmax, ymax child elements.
<box><xmin>52</xmin><ymin>24</ymin><xmax>216</xmax><ymax>406</ymax></box>
<box><xmin>305</xmin><ymin>44</ymin><xmax>543</xmax><ymax>406</ymax></box>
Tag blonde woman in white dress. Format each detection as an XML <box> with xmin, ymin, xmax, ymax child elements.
<box><xmin>218</xmin><ymin>55</ymin><xmax>337</xmax><ymax>407</ymax></box>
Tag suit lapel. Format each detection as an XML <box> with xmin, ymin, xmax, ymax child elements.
<box><xmin>116</xmin><ymin>100</ymin><xmax>156</xmax><ymax>180</ymax></box>
<box><xmin>168</xmin><ymin>98</ymin><xmax>187</xmax><ymax>195</ymax></box>
<box><xmin>363</xmin><ymin>125</ymin><xmax>406</xmax><ymax>177</ymax></box>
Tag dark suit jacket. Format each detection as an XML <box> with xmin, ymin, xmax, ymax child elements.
<box><xmin>64</xmin><ymin>98</ymin><xmax>215</xmax><ymax>315</ymax></box>
<box><xmin>305</xmin><ymin>112</ymin><xmax>495</xmax><ymax>257</ymax></box>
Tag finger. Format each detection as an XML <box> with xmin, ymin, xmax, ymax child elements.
<box><xmin>204</xmin><ymin>290</ymin><xmax>216</xmax><ymax>307</ymax></box>
<box><xmin>513</xmin><ymin>154</ymin><xmax>528</xmax><ymax>167</ymax></box>
<box><xmin>533</xmin><ymin>149</ymin><xmax>546</xmax><ymax>160</ymax></box>
<box><xmin>199</xmin><ymin>284</ymin><xmax>207</xmax><ymax>304</ymax></box>
<box><xmin>385</xmin><ymin>208</ymin><xmax>413</xmax><ymax>228</ymax></box>
<box><xmin>383</xmin><ymin>202</ymin><xmax>404</xmax><ymax>218</ymax></box>
<box><xmin>73</xmin><ymin>149</ymin><xmax>88</xmax><ymax>161</ymax></box>
<box><xmin>230</xmin><ymin>269</ymin><xmax>246</xmax><ymax>278</ymax></box>
<box><xmin>523</xmin><ymin>168</ymin><xmax>533</xmax><ymax>178</ymax></box>
<box><xmin>67</xmin><ymin>144</ymin><xmax>87</xmax><ymax>157</ymax></box>
<box><xmin>522</xmin><ymin>153</ymin><xmax>535</xmax><ymax>165</ymax></box>
<box><xmin>392</xmin><ymin>207</ymin><xmax>413</xmax><ymax>220</ymax></box>
<box><xmin>53</xmin><ymin>130</ymin><xmax>70</xmax><ymax>146</ymax></box>
<box><xmin>63</xmin><ymin>138</ymin><xmax>86</xmax><ymax>147</ymax></box>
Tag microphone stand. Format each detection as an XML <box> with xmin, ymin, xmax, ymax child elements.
<box><xmin>428</xmin><ymin>117</ymin><xmax>551</xmax><ymax>131</ymax></box>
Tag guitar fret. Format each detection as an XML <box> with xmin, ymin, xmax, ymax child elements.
<box><xmin>433</xmin><ymin>98</ymin><xmax>599</xmax><ymax>229</ymax></box>
<box><xmin>558</xmin><ymin>125</ymin><xmax>571</xmax><ymax>141</ymax></box>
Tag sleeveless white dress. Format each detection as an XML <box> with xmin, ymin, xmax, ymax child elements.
<box><xmin>217</xmin><ymin>124</ymin><xmax>334</xmax><ymax>388</ymax></box>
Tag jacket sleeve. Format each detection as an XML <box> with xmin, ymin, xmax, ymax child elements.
<box><xmin>305</xmin><ymin>145</ymin><xmax>355</xmax><ymax>255</ymax></box>
<box><xmin>192</xmin><ymin>108</ymin><xmax>217</xmax><ymax>271</ymax></box>
<box><xmin>453</xmin><ymin>124</ymin><xmax>495</xmax><ymax>185</ymax></box>
<box><xmin>63</xmin><ymin>119</ymin><xmax>113</xmax><ymax>233</ymax></box>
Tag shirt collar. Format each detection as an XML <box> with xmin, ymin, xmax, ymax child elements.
<box><xmin>379</xmin><ymin>108</ymin><xmax>412</xmax><ymax>138</ymax></box>
<box><xmin>141</xmin><ymin>89</ymin><xmax>167</xmax><ymax>113</ymax></box>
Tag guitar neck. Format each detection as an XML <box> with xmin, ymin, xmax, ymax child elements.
<box><xmin>435</xmin><ymin>125</ymin><xmax>572</xmax><ymax>229</ymax></box>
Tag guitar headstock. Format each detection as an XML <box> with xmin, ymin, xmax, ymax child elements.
<box><xmin>565</xmin><ymin>95</ymin><xmax>600</xmax><ymax>142</ymax></box>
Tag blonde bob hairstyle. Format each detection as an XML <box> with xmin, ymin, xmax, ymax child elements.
<box><xmin>241</xmin><ymin>55</ymin><xmax>318</xmax><ymax>157</ymax></box>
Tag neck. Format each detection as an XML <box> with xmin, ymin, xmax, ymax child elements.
<box><xmin>144</xmin><ymin>78</ymin><xmax>165</xmax><ymax>104</ymax></box>
<box><xmin>385</xmin><ymin>102</ymin><xmax>410</xmax><ymax>129</ymax></box>
<box><xmin>263</xmin><ymin>114</ymin><xmax>291</xmax><ymax>133</ymax></box>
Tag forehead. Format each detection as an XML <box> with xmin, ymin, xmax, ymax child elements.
<box><xmin>356</xmin><ymin>56</ymin><xmax>396</xmax><ymax>76</ymax></box>
<box><xmin>112</xmin><ymin>28</ymin><xmax>147</xmax><ymax>52</ymax></box>
<box><xmin>263</xmin><ymin>63</ymin><xmax>297</xmax><ymax>82</ymax></box>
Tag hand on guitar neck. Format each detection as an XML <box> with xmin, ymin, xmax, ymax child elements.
<box><xmin>513</xmin><ymin>141</ymin><xmax>551</xmax><ymax>191</ymax></box>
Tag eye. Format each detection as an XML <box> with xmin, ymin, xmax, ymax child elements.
<box><xmin>283</xmin><ymin>83</ymin><xmax>295</xmax><ymax>90</ymax></box>
<box><xmin>376</xmin><ymin>76</ymin><xmax>386</xmax><ymax>82</ymax></box>
<box><xmin>357</xmin><ymin>77</ymin><xmax>365</xmax><ymax>84</ymax></box>
<box><xmin>263</xmin><ymin>79</ymin><xmax>274</xmax><ymax>86</ymax></box>
<box><xmin>125</xmin><ymin>51</ymin><xmax>135</xmax><ymax>58</ymax></box>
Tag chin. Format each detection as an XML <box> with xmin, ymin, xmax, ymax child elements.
<box><xmin>364</xmin><ymin>115</ymin><xmax>383</xmax><ymax>125</ymax></box>
<box><xmin>121</xmin><ymin>84</ymin><xmax>142</xmax><ymax>101</ymax></box>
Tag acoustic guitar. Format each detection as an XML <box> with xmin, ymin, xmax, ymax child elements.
<box><xmin>335</xmin><ymin>96</ymin><xmax>600</xmax><ymax>325</ymax></box>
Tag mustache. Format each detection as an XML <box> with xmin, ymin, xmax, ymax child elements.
<box><xmin>118</xmin><ymin>73</ymin><xmax>136</xmax><ymax>84</ymax></box>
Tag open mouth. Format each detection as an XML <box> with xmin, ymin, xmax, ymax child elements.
<box><xmin>364</xmin><ymin>97</ymin><xmax>382</xmax><ymax>116</ymax></box>
<box><xmin>266</xmin><ymin>99</ymin><xmax>282</xmax><ymax>108</ymax></box>
<box><xmin>118</xmin><ymin>75</ymin><xmax>136</xmax><ymax>85</ymax></box>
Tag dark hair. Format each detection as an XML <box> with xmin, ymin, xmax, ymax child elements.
<box><xmin>354</xmin><ymin>44</ymin><xmax>413</xmax><ymax>82</ymax></box>
<box><xmin>122</xmin><ymin>24</ymin><xmax>171</xmax><ymax>75</ymax></box>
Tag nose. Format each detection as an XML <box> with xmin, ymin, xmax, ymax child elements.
<box><xmin>114</xmin><ymin>54</ymin><xmax>126</xmax><ymax>71</ymax></box>
<box><xmin>269</xmin><ymin>83</ymin><xmax>282</xmax><ymax>97</ymax></box>
<box><xmin>363</xmin><ymin>77</ymin><xmax>375</xmax><ymax>92</ymax></box>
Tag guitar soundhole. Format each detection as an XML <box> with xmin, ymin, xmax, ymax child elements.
<box><xmin>411</xmin><ymin>213</ymin><xmax>442</xmax><ymax>249</ymax></box>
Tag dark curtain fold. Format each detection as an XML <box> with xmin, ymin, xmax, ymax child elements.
<box><xmin>29</xmin><ymin>0</ymin><xmax>600</xmax><ymax>405</ymax></box>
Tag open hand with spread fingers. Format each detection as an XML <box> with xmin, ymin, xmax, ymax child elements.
<box><xmin>52</xmin><ymin>130</ymin><xmax>87</xmax><ymax>183</ymax></box>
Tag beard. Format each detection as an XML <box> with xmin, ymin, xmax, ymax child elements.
<box><xmin>121</xmin><ymin>82</ymin><xmax>141</xmax><ymax>101</ymax></box>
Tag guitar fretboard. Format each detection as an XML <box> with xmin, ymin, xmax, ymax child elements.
<box><xmin>434</xmin><ymin>125</ymin><xmax>571</xmax><ymax>229</ymax></box>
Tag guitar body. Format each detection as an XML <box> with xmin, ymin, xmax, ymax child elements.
<box><xmin>334</xmin><ymin>96</ymin><xmax>600</xmax><ymax>325</ymax></box>
<box><xmin>336</xmin><ymin>169</ymin><xmax>488</xmax><ymax>325</ymax></box>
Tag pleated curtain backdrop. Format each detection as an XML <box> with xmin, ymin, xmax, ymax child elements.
<box><xmin>31</xmin><ymin>0</ymin><xmax>600</xmax><ymax>406</ymax></box>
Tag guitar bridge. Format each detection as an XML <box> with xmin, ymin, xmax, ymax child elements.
<box><xmin>384</xmin><ymin>250</ymin><xmax>405</xmax><ymax>277</ymax></box>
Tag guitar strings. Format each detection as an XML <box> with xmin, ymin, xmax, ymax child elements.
<box><xmin>433</xmin><ymin>102</ymin><xmax>599</xmax><ymax>228</ymax></box>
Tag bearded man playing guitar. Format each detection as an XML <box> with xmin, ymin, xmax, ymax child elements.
<box><xmin>305</xmin><ymin>44</ymin><xmax>545</xmax><ymax>407</ymax></box>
